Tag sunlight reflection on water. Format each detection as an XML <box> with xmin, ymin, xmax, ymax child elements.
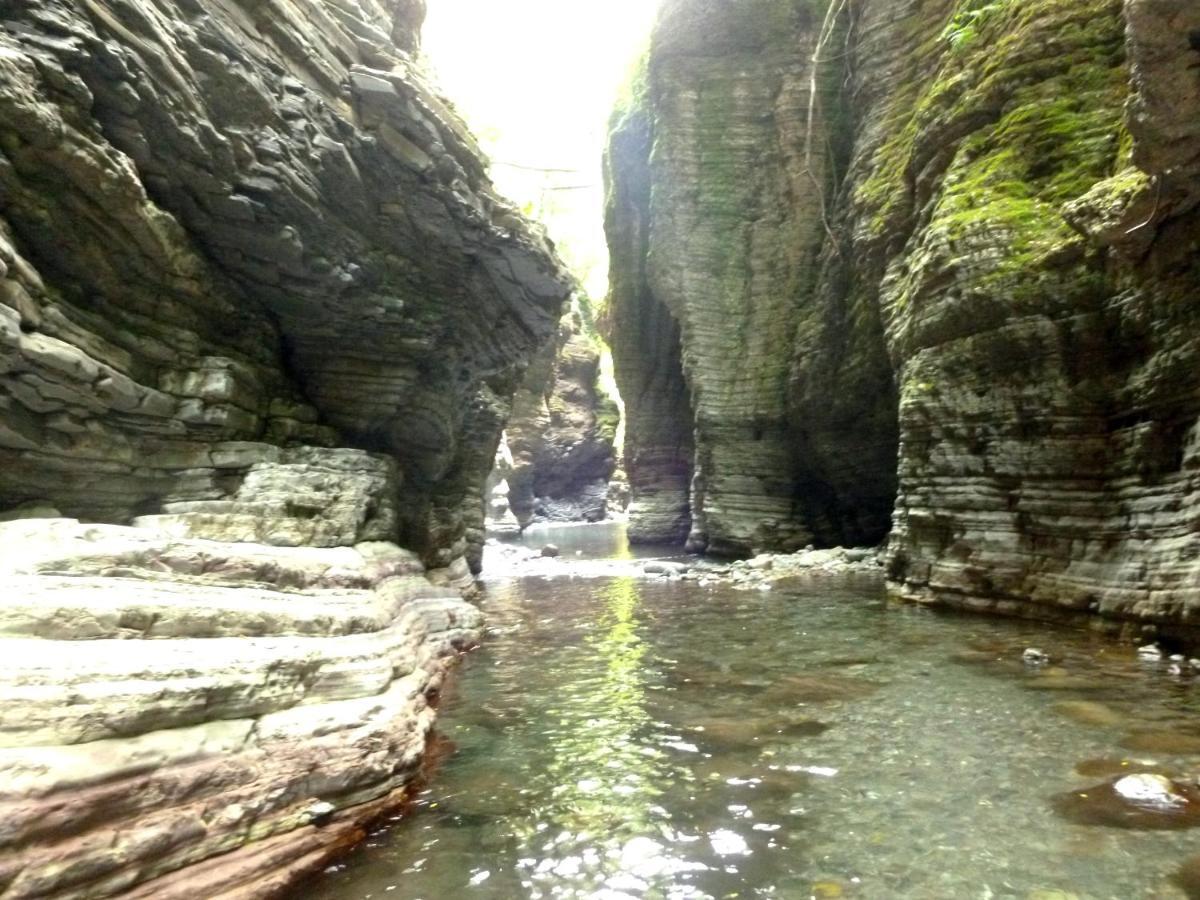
<box><xmin>310</xmin><ymin>526</ymin><xmax>1200</xmax><ymax>900</ymax></box>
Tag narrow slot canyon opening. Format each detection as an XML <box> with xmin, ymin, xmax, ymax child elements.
<box><xmin>419</xmin><ymin>0</ymin><xmax>656</xmax><ymax>546</ymax></box>
<box><xmin>425</xmin><ymin>0</ymin><xmax>903</xmax><ymax>562</ymax></box>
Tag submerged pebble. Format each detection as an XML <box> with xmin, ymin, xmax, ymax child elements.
<box><xmin>1172</xmin><ymin>854</ymin><xmax>1200</xmax><ymax>899</ymax></box>
<box><xmin>1052</xmin><ymin>700</ymin><xmax>1124</xmax><ymax>727</ymax></box>
<box><xmin>1120</xmin><ymin>731</ymin><xmax>1200</xmax><ymax>755</ymax></box>
<box><xmin>1022</xmin><ymin>668</ymin><xmax>1107</xmax><ymax>692</ymax></box>
<box><xmin>762</xmin><ymin>673</ymin><xmax>879</xmax><ymax>704</ymax></box>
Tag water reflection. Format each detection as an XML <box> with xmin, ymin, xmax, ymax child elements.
<box><xmin>516</xmin><ymin>576</ymin><xmax>691</xmax><ymax>895</ymax></box>
<box><xmin>538</xmin><ymin>577</ymin><xmax>655</xmax><ymax>829</ymax></box>
<box><xmin>504</xmin><ymin>520</ymin><xmax>647</xmax><ymax>562</ymax></box>
<box><xmin>311</xmin><ymin>545</ymin><xmax>1200</xmax><ymax>900</ymax></box>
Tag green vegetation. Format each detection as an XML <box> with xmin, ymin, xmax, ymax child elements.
<box><xmin>594</xmin><ymin>388</ymin><xmax>621</xmax><ymax>446</ymax></box>
<box><xmin>940</xmin><ymin>0</ymin><xmax>1012</xmax><ymax>52</ymax></box>
<box><xmin>856</xmin><ymin>0</ymin><xmax>1127</xmax><ymax>271</ymax></box>
<box><xmin>609</xmin><ymin>46</ymin><xmax>651</xmax><ymax>132</ymax></box>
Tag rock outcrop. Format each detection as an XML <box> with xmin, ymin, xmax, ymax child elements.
<box><xmin>847</xmin><ymin>0</ymin><xmax>1200</xmax><ymax>643</ymax></box>
<box><xmin>0</xmin><ymin>0</ymin><xmax>569</xmax><ymax>894</ymax></box>
<box><xmin>607</xmin><ymin>0</ymin><xmax>1200</xmax><ymax>640</ymax></box>
<box><xmin>0</xmin><ymin>519</ymin><xmax>481</xmax><ymax>899</ymax></box>
<box><xmin>501</xmin><ymin>307</ymin><xmax>618</xmax><ymax>528</ymax></box>
<box><xmin>0</xmin><ymin>0</ymin><xmax>570</xmax><ymax>573</ymax></box>
<box><xmin>605</xmin><ymin>0</ymin><xmax>896</xmax><ymax>554</ymax></box>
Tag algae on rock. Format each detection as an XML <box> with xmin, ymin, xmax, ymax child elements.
<box><xmin>607</xmin><ymin>0</ymin><xmax>1200</xmax><ymax>641</ymax></box>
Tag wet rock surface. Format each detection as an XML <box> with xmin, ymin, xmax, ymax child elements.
<box><xmin>1054</xmin><ymin>774</ymin><xmax>1200</xmax><ymax>830</ymax></box>
<box><xmin>681</xmin><ymin>547</ymin><xmax>886</xmax><ymax>591</ymax></box>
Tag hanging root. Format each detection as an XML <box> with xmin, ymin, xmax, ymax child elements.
<box><xmin>803</xmin><ymin>0</ymin><xmax>851</xmax><ymax>257</ymax></box>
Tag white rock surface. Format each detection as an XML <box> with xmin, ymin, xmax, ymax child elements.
<box><xmin>0</xmin><ymin>520</ymin><xmax>482</xmax><ymax>898</ymax></box>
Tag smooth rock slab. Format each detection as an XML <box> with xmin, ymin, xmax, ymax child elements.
<box><xmin>0</xmin><ymin>520</ymin><xmax>482</xmax><ymax>898</ymax></box>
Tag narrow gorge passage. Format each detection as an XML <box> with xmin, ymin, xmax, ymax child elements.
<box><xmin>310</xmin><ymin>526</ymin><xmax>1200</xmax><ymax>899</ymax></box>
<box><xmin>3</xmin><ymin>0</ymin><xmax>1200</xmax><ymax>897</ymax></box>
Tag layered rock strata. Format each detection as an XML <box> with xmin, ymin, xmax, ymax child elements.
<box><xmin>0</xmin><ymin>0</ymin><xmax>570</xmax><ymax>572</ymax></box>
<box><xmin>501</xmin><ymin>308</ymin><xmax>618</xmax><ymax>528</ymax></box>
<box><xmin>608</xmin><ymin>0</ymin><xmax>1200</xmax><ymax>639</ymax></box>
<box><xmin>0</xmin><ymin>519</ymin><xmax>481</xmax><ymax>898</ymax></box>
<box><xmin>845</xmin><ymin>0</ymin><xmax>1200</xmax><ymax>641</ymax></box>
<box><xmin>606</xmin><ymin>70</ymin><xmax>695</xmax><ymax>545</ymax></box>
<box><xmin>0</xmin><ymin>0</ymin><xmax>569</xmax><ymax>893</ymax></box>
<box><xmin>605</xmin><ymin>0</ymin><xmax>896</xmax><ymax>554</ymax></box>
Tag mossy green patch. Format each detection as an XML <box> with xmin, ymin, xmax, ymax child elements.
<box><xmin>609</xmin><ymin>48</ymin><xmax>651</xmax><ymax>136</ymax></box>
<box><xmin>594</xmin><ymin>392</ymin><xmax>621</xmax><ymax>445</ymax></box>
<box><xmin>855</xmin><ymin>0</ymin><xmax>1127</xmax><ymax>269</ymax></box>
<box><xmin>940</xmin><ymin>0</ymin><xmax>1013</xmax><ymax>52</ymax></box>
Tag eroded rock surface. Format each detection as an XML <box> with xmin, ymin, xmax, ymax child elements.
<box><xmin>0</xmin><ymin>519</ymin><xmax>482</xmax><ymax>898</ymax></box>
<box><xmin>502</xmin><ymin>308</ymin><xmax>618</xmax><ymax>528</ymax></box>
<box><xmin>605</xmin><ymin>0</ymin><xmax>896</xmax><ymax>554</ymax></box>
<box><xmin>607</xmin><ymin>0</ymin><xmax>1200</xmax><ymax>639</ymax></box>
<box><xmin>0</xmin><ymin>0</ymin><xmax>569</xmax><ymax>894</ymax></box>
<box><xmin>848</xmin><ymin>0</ymin><xmax>1200</xmax><ymax>642</ymax></box>
<box><xmin>0</xmin><ymin>0</ymin><xmax>570</xmax><ymax>572</ymax></box>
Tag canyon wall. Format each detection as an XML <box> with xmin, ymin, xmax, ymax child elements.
<box><xmin>498</xmin><ymin>306</ymin><xmax>618</xmax><ymax>529</ymax></box>
<box><xmin>0</xmin><ymin>0</ymin><xmax>569</xmax><ymax>575</ymax></box>
<box><xmin>0</xmin><ymin>0</ymin><xmax>569</xmax><ymax>894</ymax></box>
<box><xmin>608</xmin><ymin>0</ymin><xmax>1200</xmax><ymax>640</ymax></box>
<box><xmin>864</xmin><ymin>0</ymin><xmax>1200</xmax><ymax>641</ymax></box>
<box><xmin>606</xmin><ymin>0</ymin><xmax>897</xmax><ymax>553</ymax></box>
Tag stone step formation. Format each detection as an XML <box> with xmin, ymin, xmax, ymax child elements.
<box><xmin>0</xmin><ymin>0</ymin><xmax>570</xmax><ymax>895</ymax></box>
<box><xmin>0</xmin><ymin>519</ymin><xmax>482</xmax><ymax>898</ymax></box>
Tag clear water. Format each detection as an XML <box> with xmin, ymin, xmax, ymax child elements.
<box><xmin>308</xmin><ymin>526</ymin><xmax>1200</xmax><ymax>900</ymax></box>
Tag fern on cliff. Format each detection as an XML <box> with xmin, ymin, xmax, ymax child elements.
<box><xmin>941</xmin><ymin>0</ymin><xmax>1011</xmax><ymax>51</ymax></box>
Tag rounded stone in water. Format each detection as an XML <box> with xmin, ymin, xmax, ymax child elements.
<box><xmin>1115</xmin><ymin>773</ymin><xmax>1187</xmax><ymax>807</ymax></box>
<box><xmin>1052</xmin><ymin>774</ymin><xmax>1200</xmax><ymax>829</ymax></box>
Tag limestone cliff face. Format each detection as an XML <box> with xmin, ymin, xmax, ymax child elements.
<box><xmin>502</xmin><ymin>308</ymin><xmax>619</xmax><ymax>528</ymax></box>
<box><xmin>605</xmin><ymin>54</ymin><xmax>695</xmax><ymax>545</ymax></box>
<box><xmin>0</xmin><ymin>0</ymin><xmax>570</xmax><ymax>573</ymax></box>
<box><xmin>608</xmin><ymin>0</ymin><xmax>1200</xmax><ymax>639</ymax></box>
<box><xmin>861</xmin><ymin>0</ymin><xmax>1200</xmax><ymax>641</ymax></box>
<box><xmin>605</xmin><ymin>0</ymin><xmax>897</xmax><ymax>554</ymax></box>
<box><xmin>0</xmin><ymin>0</ymin><xmax>568</xmax><ymax>895</ymax></box>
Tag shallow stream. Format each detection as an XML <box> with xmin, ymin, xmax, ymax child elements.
<box><xmin>310</xmin><ymin>525</ymin><xmax>1200</xmax><ymax>899</ymax></box>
